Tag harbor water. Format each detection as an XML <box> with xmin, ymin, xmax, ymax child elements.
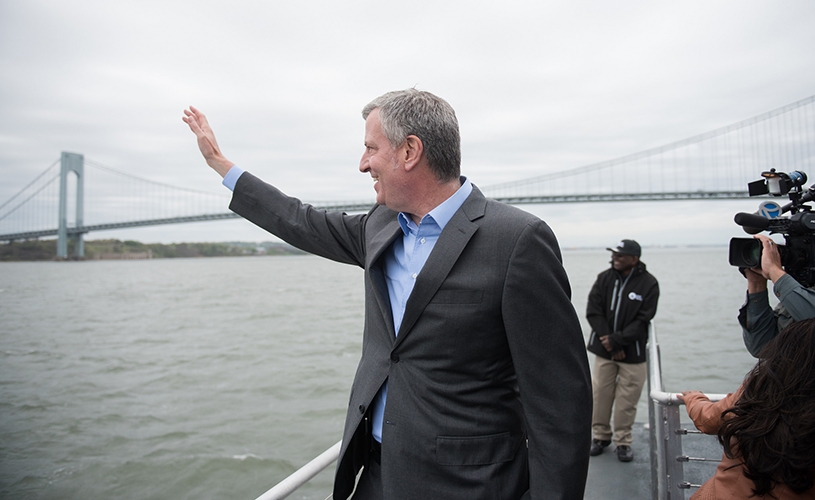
<box><xmin>0</xmin><ymin>247</ymin><xmax>761</xmax><ymax>499</ymax></box>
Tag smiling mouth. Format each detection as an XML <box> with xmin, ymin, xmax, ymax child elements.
<box><xmin>372</xmin><ymin>176</ymin><xmax>379</xmax><ymax>183</ymax></box>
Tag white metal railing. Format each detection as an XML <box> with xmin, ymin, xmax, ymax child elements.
<box><xmin>253</xmin><ymin>440</ymin><xmax>341</xmax><ymax>500</ymax></box>
<box><xmin>647</xmin><ymin>323</ymin><xmax>725</xmax><ymax>500</ymax></box>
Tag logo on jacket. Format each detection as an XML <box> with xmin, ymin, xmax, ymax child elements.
<box><xmin>628</xmin><ymin>292</ymin><xmax>643</xmax><ymax>301</ymax></box>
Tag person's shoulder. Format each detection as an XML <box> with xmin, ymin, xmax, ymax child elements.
<box><xmin>596</xmin><ymin>267</ymin><xmax>616</xmax><ymax>280</ymax></box>
<box><xmin>587</xmin><ymin>267</ymin><xmax>614</xmax><ymax>287</ymax></box>
<box><xmin>480</xmin><ymin>197</ymin><xmax>542</xmax><ymax>225</ymax></box>
<box><xmin>635</xmin><ymin>262</ymin><xmax>658</xmax><ymax>280</ymax></box>
<box><xmin>639</xmin><ymin>270</ymin><xmax>659</xmax><ymax>290</ymax></box>
<box><xmin>465</xmin><ymin>184</ymin><xmax>537</xmax><ymax>221</ymax></box>
<box><xmin>643</xmin><ymin>269</ymin><xmax>659</xmax><ymax>284</ymax></box>
<box><xmin>463</xmin><ymin>190</ymin><xmax>555</xmax><ymax>243</ymax></box>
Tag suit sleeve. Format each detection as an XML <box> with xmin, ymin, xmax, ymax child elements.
<box><xmin>739</xmin><ymin>290</ymin><xmax>780</xmax><ymax>357</ymax></box>
<box><xmin>609</xmin><ymin>279</ymin><xmax>659</xmax><ymax>350</ymax></box>
<box><xmin>586</xmin><ymin>275</ymin><xmax>611</xmax><ymax>339</ymax></box>
<box><xmin>228</xmin><ymin>171</ymin><xmax>368</xmax><ymax>267</ymax></box>
<box><xmin>502</xmin><ymin>220</ymin><xmax>592</xmax><ymax>499</ymax></box>
<box><xmin>741</xmin><ymin>274</ymin><xmax>815</xmax><ymax>357</ymax></box>
<box><xmin>774</xmin><ymin>273</ymin><xmax>815</xmax><ymax>321</ymax></box>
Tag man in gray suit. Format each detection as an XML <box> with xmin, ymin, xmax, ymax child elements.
<box><xmin>183</xmin><ymin>89</ymin><xmax>591</xmax><ymax>500</ymax></box>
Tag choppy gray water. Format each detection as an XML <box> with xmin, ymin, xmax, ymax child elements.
<box><xmin>0</xmin><ymin>247</ymin><xmax>760</xmax><ymax>499</ymax></box>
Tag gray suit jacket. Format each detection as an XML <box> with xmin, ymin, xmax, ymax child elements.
<box><xmin>230</xmin><ymin>172</ymin><xmax>591</xmax><ymax>500</ymax></box>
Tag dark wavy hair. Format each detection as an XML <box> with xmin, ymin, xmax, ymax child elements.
<box><xmin>718</xmin><ymin>318</ymin><xmax>815</xmax><ymax>496</ymax></box>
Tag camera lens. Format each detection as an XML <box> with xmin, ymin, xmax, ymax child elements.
<box><xmin>729</xmin><ymin>238</ymin><xmax>761</xmax><ymax>268</ymax></box>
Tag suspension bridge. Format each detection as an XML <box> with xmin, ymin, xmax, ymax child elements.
<box><xmin>2</xmin><ymin>95</ymin><xmax>814</xmax><ymax>259</ymax></box>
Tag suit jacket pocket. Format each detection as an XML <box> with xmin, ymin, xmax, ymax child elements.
<box><xmin>436</xmin><ymin>431</ymin><xmax>517</xmax><ymax>466</ymax></box>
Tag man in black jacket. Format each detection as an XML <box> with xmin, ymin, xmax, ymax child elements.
<box><xmin>586</xmin><ymin>240</ymin><xmax>659</xmax><ymax>462</ymax></box>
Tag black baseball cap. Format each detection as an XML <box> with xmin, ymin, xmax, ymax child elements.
<box><xmin>606</xmin><ymin>239</ymin><xmax>641</xmax><ymax>257</ymax></box>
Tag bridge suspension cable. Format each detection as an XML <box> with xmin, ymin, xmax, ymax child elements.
<box><xmin>81</xmin><ymin>158</ymin><xmax>231</xmax><ymax>228</ymax></box>
<box><xmin>84</xmin><ymin>159</ymin><xmax>232</xmax><ymax>197</ymax></box>
<box><xmin>481</xmin><ymin>94</ymin><xmax>815</xmax><ymax>203</ymax></box>
<box><xmin>0</xmin><ymin>172</ymin><xmax>60</xmax><ymax>223</ymax></box>
<box><xmin>0</xmin><ymin>159</ymin><xmax>60</xmax><ymax>212</ymax></box>
<box><xmin>0</xmin><ymin>160</ymin><xmax>61</xmax><ymax>235</ymax></box>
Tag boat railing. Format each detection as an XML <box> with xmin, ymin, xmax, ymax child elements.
<box><xmin>647</xmin><ymin>323</ymin><xmax>726</xmax><ymax>500</ymax></box>
<box><xmin>253</xmin><ymin>440</ymin><xmax>341</xmax><ymax>500</ymax></box>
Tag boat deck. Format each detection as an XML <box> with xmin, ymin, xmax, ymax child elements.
<box><xmin>584</xmin><ymin>421</ymin><xmax>722</xmax><ymax>499</ymax></box>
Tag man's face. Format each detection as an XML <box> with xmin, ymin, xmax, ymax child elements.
<box><xmin>359</xmin><ymin>109</ymin><xmax>407</xmax><ymax>210</ymax></box>
<box><xmin>611</xmin><ymin>252</ymin><xmax>638</xmax><ymax>274</ymax></box>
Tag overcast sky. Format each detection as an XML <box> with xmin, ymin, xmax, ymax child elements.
<box><xmin>1</xmin><ymin>0</ymin><xmax>814</xmax><ymax>248</ymax></box>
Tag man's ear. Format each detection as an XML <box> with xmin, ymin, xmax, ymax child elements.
<box><xmin>402</xmin><ymin>135</ymin><xmax>424</xmax><ymax>171</ymax></box>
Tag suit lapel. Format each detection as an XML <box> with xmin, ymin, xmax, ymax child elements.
<box><xmin>367</xmin><ymin>217</ymin><xmax>402</xmax><ymax>339</ymax></box>
<box><xmin>394</xmin><ymin>188</ymin><xmax>487</xmax><ymax>348</ymax></box>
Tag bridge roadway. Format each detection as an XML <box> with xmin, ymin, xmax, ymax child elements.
<box><xmin>0</xmin><ymin>190</ymin><xmax>749</xmax><ymax>242</ymax></box>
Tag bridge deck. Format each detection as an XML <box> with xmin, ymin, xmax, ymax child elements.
<box><xmin>0</xmin><ymin>192</ymin><xmax>751</xmax><ymax>243</ymax></box>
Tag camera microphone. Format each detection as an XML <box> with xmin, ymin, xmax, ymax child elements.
<box><xmin>734</xmin><ymin>212</ymin><xmax>769</xmax><ymax>234</ymax></box>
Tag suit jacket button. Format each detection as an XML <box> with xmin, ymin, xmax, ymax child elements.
<box><xmin>390</xmin><ymin>353</ymin><xmax>399</xmax><ymax>362</ymax></box>
<box><xmin>358</xmin><ymin>404</ymin><xmax>366</xmax><ymax>414</ymax></box>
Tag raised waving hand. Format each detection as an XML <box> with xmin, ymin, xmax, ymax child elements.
<box><xmin>182</xmin><ymin>106</ymin><xmax>235</xmax><ymax>177</ymax></box>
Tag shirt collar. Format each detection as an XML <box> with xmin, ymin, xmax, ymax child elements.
<box><xmin>397</xmin><ymin>176</ymin><xmax>472</xmax><ymax>235</ymax></box>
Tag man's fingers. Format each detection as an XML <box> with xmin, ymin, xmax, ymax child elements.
<box><xmin>183</xmin><ymin>115</ymin><xmax>203</xmax><ymax>136</ymax></box>
<box><xmin>182</xmin><ymin>108</ymin><xmax>210</xmax><ymax>139</ymax></box>
<box><xmin>188</xmin><ymin>106</ymin><xmax>210</xmax><ymax>129</ymax></box>
<box><xmin>753</xmin><ymin>234</ymin><xmax>773</xmax><ymax>247</ymax></box>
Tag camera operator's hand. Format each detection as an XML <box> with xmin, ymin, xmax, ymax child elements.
<box><xmin>753</xmin><ymin>234</ymin><xmax>786</xmax><ymax>283</ymax></box>
<box><xmin>745</xmin><ymin>267</ymin><xmax>768</xmax><ymax>293</ymax></box>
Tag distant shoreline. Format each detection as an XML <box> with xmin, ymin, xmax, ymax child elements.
<box><xmin>1</xmin><ymin>238</ymin><xmax>728</xmax><ymax>262</ymax></box>
<box><xmin>561</xmin><ymin>244</ymin><xmax>728</xmax><ymax>251</ymax></box>
<box><xmin>0</xmin><ymin>238</ymin><xmax>306</xmax><ymax>262</ymax></box>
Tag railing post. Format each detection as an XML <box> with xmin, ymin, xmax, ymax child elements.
<box><xmin>662</xmin><ymin>403</ymin><xmax>684</xmax><ymax>499</ymax></box>
<box><xmin>57</xmin><ymin>152</ymin><xmax>84</xmax><ymax>259</ymax></box>
<box><xmin>648</xmin><ymin>339</ymin><xmax>661</xmax><ymax>500</ymax></box>
<box><xmin>647</xmin><ymin>324</ymin><xmax>685</xmax><ymax>500</ymax></box>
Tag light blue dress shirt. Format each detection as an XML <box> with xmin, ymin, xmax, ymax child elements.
<box><xmin>371</xmin><ymin>177</ymin><xmax>472</xmax><ymax>442</ymax></box>
<box><xmin>220</xmin><ymin>165</ymin><xmax>473</xmax><ymax>443</ymax></box>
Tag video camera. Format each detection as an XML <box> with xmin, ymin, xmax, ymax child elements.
<box><xmin>730</xmin><ymin>169</ymin><xmax>815</xmax><ymax>287</ymax></box>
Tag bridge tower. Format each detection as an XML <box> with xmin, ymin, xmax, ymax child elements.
<box><xmin>57</xmin><ymin>152</ymin><xmax>85</xmax><ymax>259</ymax></box>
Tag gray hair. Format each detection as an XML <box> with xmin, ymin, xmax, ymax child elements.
<box><xmin>362</xmin><ymin>89</ymin><xmax>461</xmax><ymax>182</ymax></box>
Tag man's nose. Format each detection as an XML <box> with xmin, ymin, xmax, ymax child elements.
<box><xmin>359</xmin><ymin>155</ymin><xmax>369</xmax><ymax>173</ymax></box>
